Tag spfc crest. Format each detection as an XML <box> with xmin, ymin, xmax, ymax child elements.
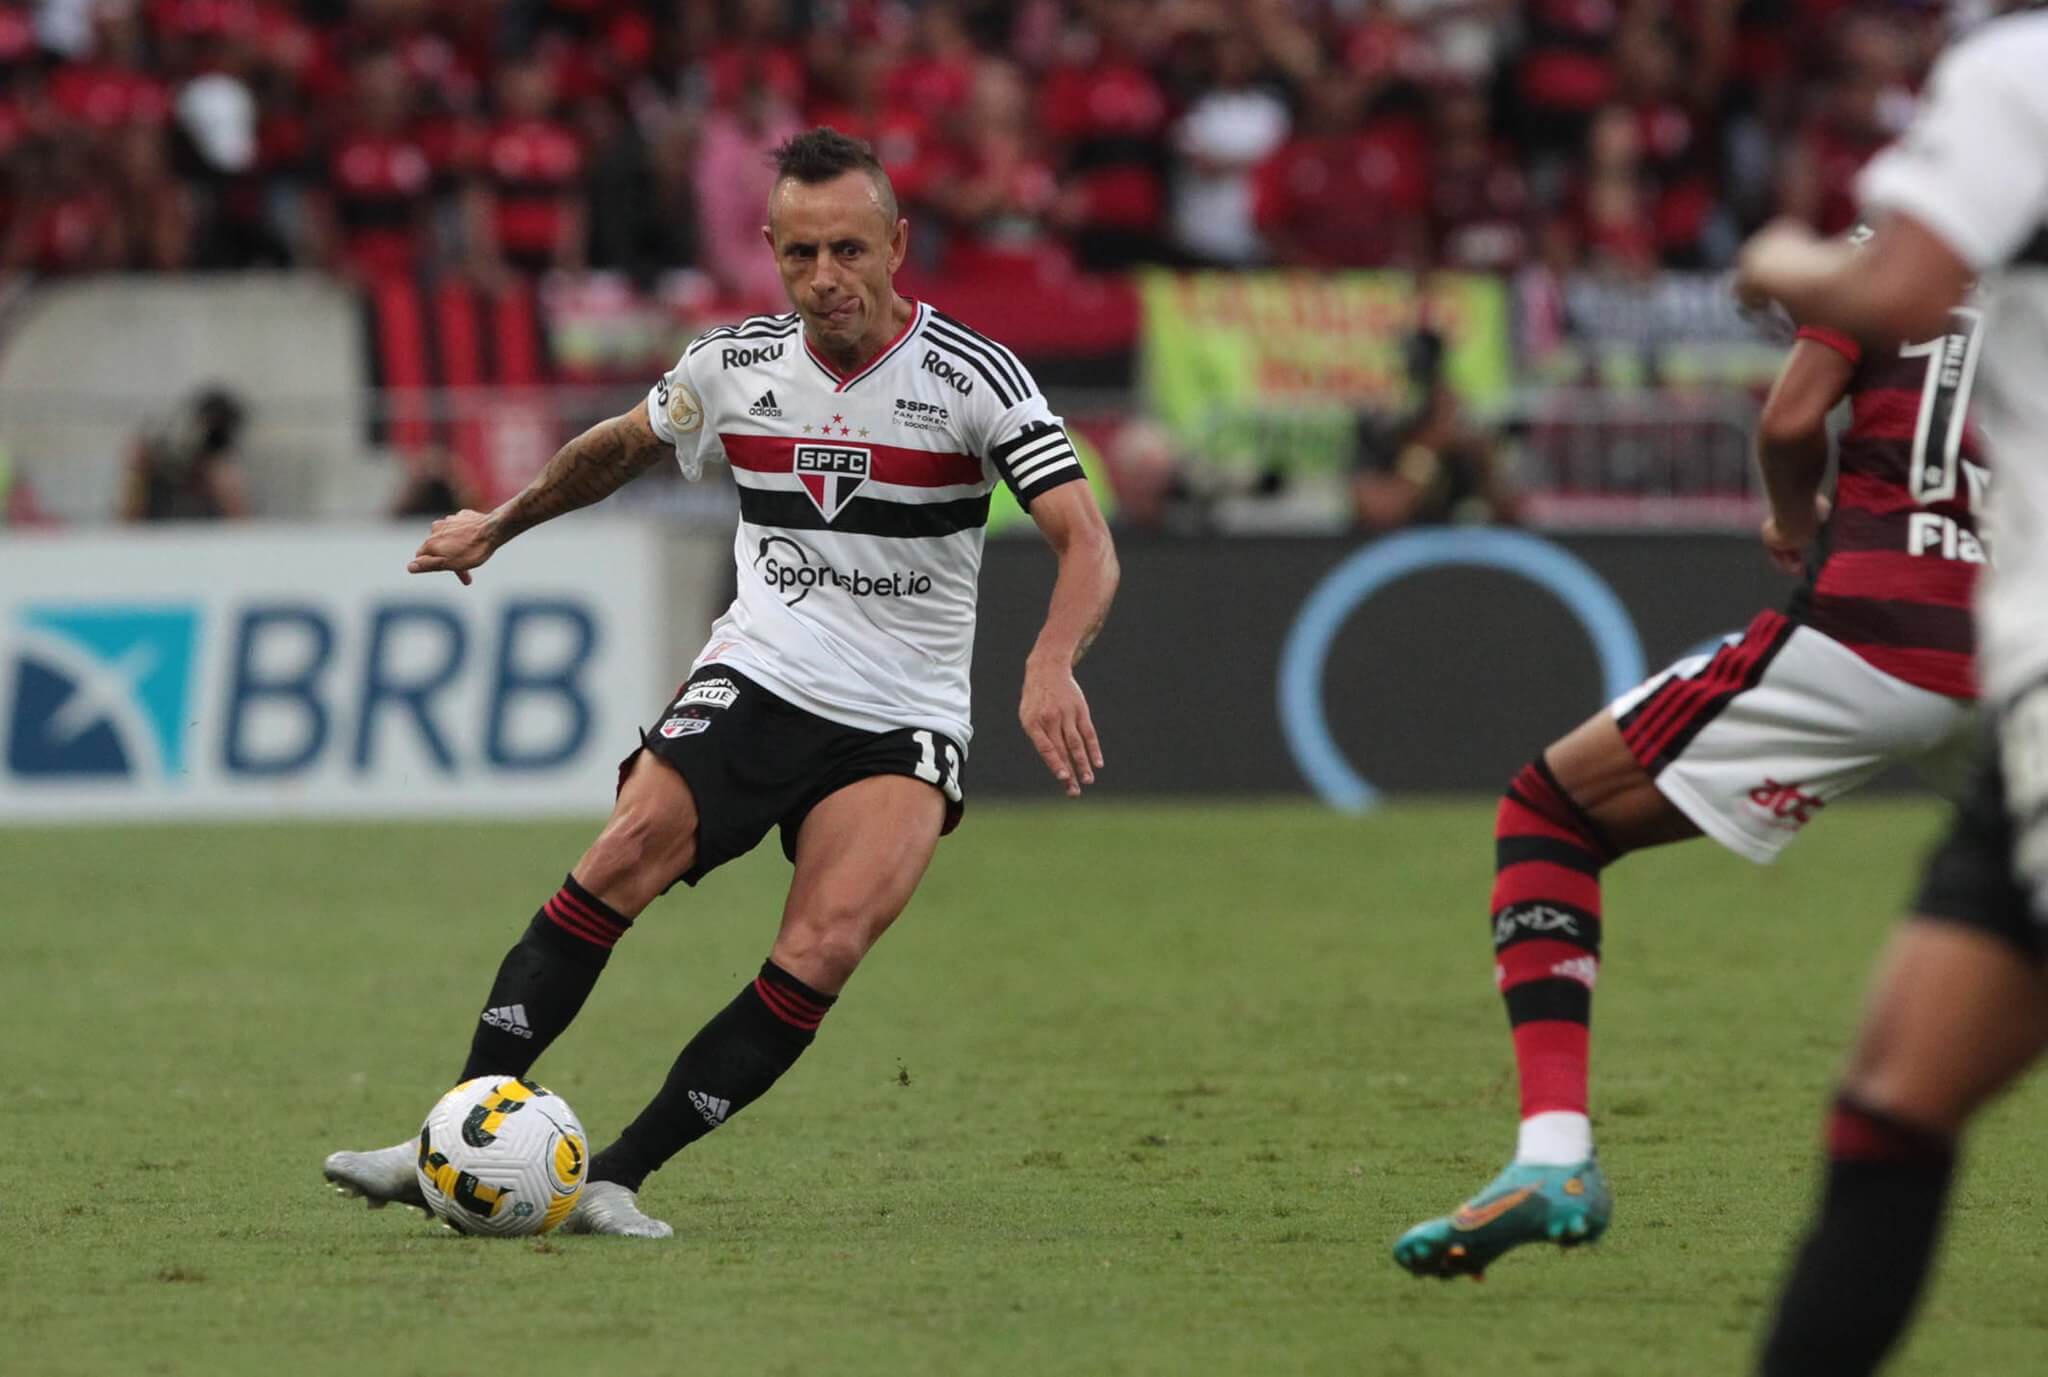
<box><xmin>794</xmin><ymin>444</ymin><xmax>871</xmax><ymax>521</ymax></box>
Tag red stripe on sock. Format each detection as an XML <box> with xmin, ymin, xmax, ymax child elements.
<box><xmin>775</xmin><ymin>982</ymin><xmax>830</xmax><ymax>1021</ymax></box>
<box><xmin>1512</xmin><ymin>1021</ymin><xmax>1590</xmax><ymax>1117</ymax></box>
<box><xmin>544</xmin><ymin>895</ymin><xmax>618</xmax><ymax>949</ymax></box>
<box><xmin>1497</xmin><ymin>795</ymin><xmax>1591</xmax><ymax>850</ymax></box>
<box><xmin>1828</xmin><ymin>1102</ymin><xmax>1953</xmax><ymax>1165</ymax></box>
<box><xmin>543</xmin><ymin>896</ymin><xmax>607</xmax><ymax>945</ymax></box>
<box><xmin>1491</xmin><ymin>861</ymin><xmax>1602</xmax><ymax>916</ymax></box>
<box><xmin>554</xmin><ymin>888</ymin><xmax>625</xmax><ymax>942</ymax></box>
<box><xmin>1510</xmin><ymin>762</ymin><xmax>1565</xmax><ymax>809</ymax></box>
<box><xmin>754</xmin><ymin>978</ymin><xmax>824</xmax><ymax>1030</ymax></box>
<box><xmin>1496</xmin><ymin>938</ymin><xmax>1599</xmax><ymax>992</ymax></box>
<box><xmin>1508</xmin><ymin>767</ymin><xmax>1577</xmax><ymax>828</ymax></box>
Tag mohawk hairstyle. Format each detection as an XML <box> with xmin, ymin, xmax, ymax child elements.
<box><xmin>769</xmin><ymin>127</ymin><xmax>898</xmax><ymax>220</ymax></box>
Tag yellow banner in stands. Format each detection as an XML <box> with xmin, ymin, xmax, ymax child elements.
<box><xmin>1138</xmin><ymin>270</ymin><xmax>1511</xmax><ymax>476</ymax></box>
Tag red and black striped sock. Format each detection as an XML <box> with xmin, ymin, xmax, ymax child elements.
<box><xmin>1758</xmin><ymin>1097</ymin><xmax>1956</xmax><ymax>1377</ymax></box>
<box><xmin>456</xmin><ymin>874</ymin><xmax>635</xmax><ymax>1084</ymax></box>
<box><xmin>1492</xmin><ymin>758</ymin><xmax>1615</xmax><ymax>1124</ymax></box>
<box><xmin>588</xmin><ymin>960</ymin><xmax>837</xmax><ymax>1192</ymax></box>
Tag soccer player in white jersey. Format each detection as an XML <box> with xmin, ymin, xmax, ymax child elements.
<box><xmin>322</xmin><ymin>129</ymin><xmax>1118</xmax><ymax>1237</ymax></box>
<box><xmin>1733</xmin><ymin>12</ymin><xmax>2048</xmax><ymax>1371</ymax></box>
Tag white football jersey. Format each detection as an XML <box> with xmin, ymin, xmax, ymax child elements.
<box><xmin>646</xmin><ymin>299</ymin><xmax>1085</xmax><ymax>746</ymax></box>
<box><xmin>1857</xmin><ymin>12</ymin><xmax>2048</xmax><ymax>706</ymax></box>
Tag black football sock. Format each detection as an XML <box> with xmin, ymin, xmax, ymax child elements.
<box><xmin>587</xmin><ymin>961</ymin><xmax>835</xmax><ymax>1191</ymax></box>
<box><xmin>456</xmin><ymin>875</ymin><xmax>634</xmax><ymax>1083</ymax></box>
<box><xmin>1757</xmin><ymin>1097</ymin><xmax>1956</xmax><ymax>1377</ymax></box>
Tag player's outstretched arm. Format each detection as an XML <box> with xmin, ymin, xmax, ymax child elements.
<box><xmin>1018</xmin><ymin>481</ymin><xmax>1119</xmax><ymax>798</ymax></box>
<box><xmin>407</xmin><ymin>400</ymin><xmax>669</xmax><ymax>584</ymax></box>
<box><xmin>1736</xmin><ymin>214</ymin><xmax>1971</xmax><ymax>347</ymax></box>
<box><xmin>1755</xmin><ymin>336</ymin><xmax>1854</xmax><ymax>574</ymax></box>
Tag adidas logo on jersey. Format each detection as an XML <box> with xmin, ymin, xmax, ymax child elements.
<box><xmin>687</xmin><ymin>1090</ymin><xmax>731</xmax><ymax>1127</ymax></box>
<box><xmin>482</xmin><ymin>1004</ymin><xmax>533</xmax><ymax>1039</ymax></box>
<box><xmin>749</xmin><ymin>389</ymin><xmax>783</xmax><ymax>418</ymax></box>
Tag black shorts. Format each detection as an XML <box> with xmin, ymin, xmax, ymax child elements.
<box><xmin>1911</xmin><ymin>723</ymin><xmax>2041</xmax><ymax>959</ymax></box>
<box><xmin>621</xmin><ymin>664</ymin><xmax>965</xmax><ymax>888</ymax></box>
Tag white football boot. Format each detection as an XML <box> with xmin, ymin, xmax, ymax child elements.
<box><xmin>559</xmin><ymin>1180</ymin><xmax>673</xmax><ymax>1238</ymax></box>
<box><xmin>323</xmin><ymin>1140</ymin><xmax>427</xmax><ymax>1212</ymax></box>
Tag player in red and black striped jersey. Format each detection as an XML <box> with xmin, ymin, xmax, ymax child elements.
<box><xmin>1783</xmin><ymin>315</ymin><xmax>1986</xmax><ymax>700</ymax></box>
<box><xmin>1393</xmin><ymin>292</ymin><xmax>1986</xmax><ymax>1281</ymax></box>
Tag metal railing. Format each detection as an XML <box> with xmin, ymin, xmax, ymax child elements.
<box><xmin>2</xmin><ymin>381</ymin><xmax>1768</xmax><ymax>532</ymax></box>
<box><xmin>1493</xmin><ymin>386</ymin><xmax>1763</xmax><ymax>530</ymax></box>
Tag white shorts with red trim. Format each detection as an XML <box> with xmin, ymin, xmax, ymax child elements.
<box><xmin>1610</xmin><ymin>610</ymin><xmax>1976</xmax><ymax>863</ymax></box>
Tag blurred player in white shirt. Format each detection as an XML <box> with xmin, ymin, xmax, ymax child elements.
<box><xmin>1735</xmin><ymin>11</ymin><xmax>2048</xmax><ymax>1372</ymax></box>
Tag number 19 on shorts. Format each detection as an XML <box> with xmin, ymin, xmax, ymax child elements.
<box><xmin>912</xmin><ymin>730</ymin><xmax>963</xmax><ymax>803</ymax></box>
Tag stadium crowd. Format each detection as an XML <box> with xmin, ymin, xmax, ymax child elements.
<box><xmin>1</xmin><ymin>0</ymin><xmax>1945</xmax><ymax>298</ymax></box>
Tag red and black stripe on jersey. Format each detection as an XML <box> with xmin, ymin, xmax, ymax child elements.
<box><xmin>735</xmin><ymin>487</ymin><xmax>992</xmax><ymax>538</ymax></box>
<box><xmin>1787</xmin><ymin>321</ymin><xmax>1985</xmax><ymax>699</ymax></box>
<box><xmin>721</xmin><ymin>432</ymin><xmax>993</xmax><ymax>538</ymax></box>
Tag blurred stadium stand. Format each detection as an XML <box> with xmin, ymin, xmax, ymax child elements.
<box><xmin>0</xmin><ymin>0</ymin><xmax>1949</xmax><ymax>531</ymax></box>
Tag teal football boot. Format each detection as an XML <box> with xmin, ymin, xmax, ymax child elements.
<box><xmin>1392</xmin><ymin>1157</ymin><xmax>1612</xmax><ymax>1279</ymax></box>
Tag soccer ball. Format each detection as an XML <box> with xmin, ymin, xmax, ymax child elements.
<box><xmin>414</xmin><ymin>1076</ymin><xmax>587</xmax><ymax>1236</ymax></box>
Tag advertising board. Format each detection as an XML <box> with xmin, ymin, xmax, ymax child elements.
<box><xmin>1</xmin><ymin>522</ymin><xmax>665</xmax><ymax>820</ymax></box>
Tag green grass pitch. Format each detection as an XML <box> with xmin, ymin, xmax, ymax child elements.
<box><xmin>8</xmin><ymin>800</ymin><xmax>2047</xmax><ymax>1376</ymax></box>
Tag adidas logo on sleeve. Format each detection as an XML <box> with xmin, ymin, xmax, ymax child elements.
<box><xmin>482</xmin><ymin>1004</ymin><xmax>533</xmax><ymax>1039</ymax></box>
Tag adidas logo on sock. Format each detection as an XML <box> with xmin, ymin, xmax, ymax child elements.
<box><xmin>748</xmin><ymin>389</ymin><xmax>782</xmax><ymax>418</ymax></box>
<box><xmin>687</xmin><ymin>1090</ymin><xmax>731</xmax><ymax>1127</ymax></box>
<box><xmin>482</xmin><ymin>1004</ymin><xmax>533</xmax><ymax>1039</ymax></box>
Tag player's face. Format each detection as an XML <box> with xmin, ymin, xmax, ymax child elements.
<box><xmin>765</xmin><ymin>172</ymin><xmax>908</xmax><ymax>357</ymax></box>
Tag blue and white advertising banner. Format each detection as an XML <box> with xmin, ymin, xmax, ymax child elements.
<box><xmin>0</xmin><ymin>522</ymin><xmax>664</xmax><ymax>820</ymax></box>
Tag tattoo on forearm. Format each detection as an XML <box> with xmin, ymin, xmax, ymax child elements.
<box><xmin>493</xmin><ymin>413</ymin><xmax>665</xmax><ymax>541</ymax></box>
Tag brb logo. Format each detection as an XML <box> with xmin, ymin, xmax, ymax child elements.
<box><xmin>794</xmin><ymin>444</ymin><xmax>870</xmax><ymax>521</ymax></box>
<box><xmin>6</xmin><ymin>605</ymin><xmax>199</xmax><ymax>778</ymax></box>
<box><xmin>4</xmin><ymin>598</ymin><xmax>601</xmax><ymax>787</ymax></box>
